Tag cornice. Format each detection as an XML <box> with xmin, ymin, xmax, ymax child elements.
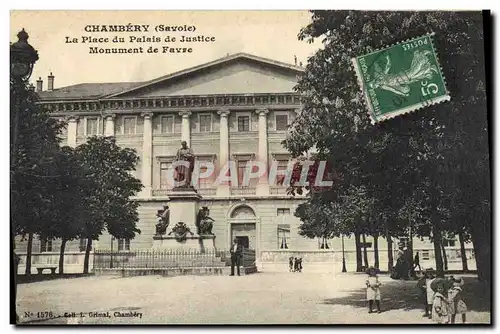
<box><xmin>38</xmin><ymin>93</ymin><xmax>302</xmax><ymax>114</ymax></box>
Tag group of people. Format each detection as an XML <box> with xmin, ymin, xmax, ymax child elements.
<box><xmin>288</xmin><ymin>257</ymin><xmax>303</xmax><ymax>272</ymax></box>
<box><xmin>366</xmin><ymin>266</ymin><xmax>467</xmax><ymax>323</ymax></box>
<box><xmin>391</xmin><ymin>250</ymin><xmax>423</xmax><ymax>280</ymax></box>
<box><xmin>417</xmin><ymin>268</ymin><xmax>468</xmax><ymax>324</ymax></box>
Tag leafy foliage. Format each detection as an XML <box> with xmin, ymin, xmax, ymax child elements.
<box><xmin>284</xmin><ymin>11</ymin><xmax>490</xmax><ymax>279</ymax></box>
<box><xmin>75</xmin><ymin>136</ymin><xmax>143</xmax><ymax>241</ymax></box>
<box><xmin>12</xmin><ymin>78</ymin><xmax>144</xmax><ymax>274</ymax></box>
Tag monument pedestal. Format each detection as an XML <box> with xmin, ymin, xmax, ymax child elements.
<box><xmin>152</xmin><ymin>234</ymin><xmax>216</xmax><ymax>252</ymax></box>
<box><xmin>152</xmin><ymin>187</ymin><xmax>217</xmax><ymax>253</ymax></box>
<box><xmin>168</xmin><ymin>187</ymin><xmax>202</xmax><ymax>233</ymax></box>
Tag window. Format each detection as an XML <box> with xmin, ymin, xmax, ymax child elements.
<box><xmin>161</xmin><ymin>116</ymin><xmax>174</xmax><ymax>133</ymax></box>
<box><xmin>123</xmin><ymin>117</ymin><xmax>136</xmax><ymax>134</ymax></box>
<box><xmin>196</xmin><ymin>155</ymin><xmax>216</xmax><ymax>189</ymax></box>
<box><xmin>118</xmin><ymin>239</ymin><xmax>130</xmax><ymax>251</ymax></box>
<box><xmin>442</xmin><ymin>238</ymin><xmax>456</xmax><ymax>247</ymax></box>
<box><xmin>398</xmin><ymin>237</ymin><xmax>409</xmax><ymax>249</ymax></box>
<box><xmin>40</xmin><ymin>238</ymin><xmax>53</xmax><ymax>253</ymax></box>
<box><xmin>275</xmin><ymin>114</ymin><xmax>289</xmax><ymax>131</ymax></box>
<box><xmin>276</xmin><ymin>160</ymin><xmax>291</xmax><ymax>185</ymax></box>
<box><xmin>277</xmin><ymin>224</ymin><xmax>290</xmax><ymax>249</ymax></box>
<box><xmin>86</xmin><ymin>118</ymin><xmax>98</xmax><ymax>135</ymax></box>
<box><xmin>60</xmin><ymin>118</ymin><xmax>68</xmax><ymax>136</ymax></box>
<box><xmin>235</xmin><ymin>160</ymin><xmax>259</xmax><ymax>187</ymax></box>
<box><xmin>160</xmin><ymin>161</ymin><xmax>173</xmax><ymax>189</ymax></box>
<box><xmin>79</xmin><ymin>237</ymin><xmax>87</xmax><ymax>252</ymax></box>
<box><xmin>199</xmin><ymin>114</ymin><xmax>212</xmax><ymax>132</ymax></box>
<box><xmin>237</xmin><ymin>160</ymin><xmax>248</xmax><ymax>186</ymax></box>
<box><xmin>237</xmin><ymin>116</ymin><xmax>250</xmax><ymax>132</ymax></box>
<box><xmin>277</xmin><ymin>208</ymin><xmax>290</xmax><ymax>216</ymax></box>
<box><xmin>422</xmin><ymin>251</ymin><xmax>430</xmax><ymax>260</ymax></box>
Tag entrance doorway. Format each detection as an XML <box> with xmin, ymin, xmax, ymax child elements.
<box><xmin>229</xmin><ymin>205</ymin><xmax>257</xmax><ymax>250</ymax></box>
<box><xmin>231</xmin><ymin>223</ymin><xmax>256</xmax><ymax>250</ymax></box>
<box><xmin>235</xmin><ymin>236</ymin><xmax>250</xmax><ymax>249</ymax></box>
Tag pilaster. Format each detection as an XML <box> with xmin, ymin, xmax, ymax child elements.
<box><xmin>140</xmin><ymin>112</ymin><xmax>153</xmax><ymax>198</ymax></box>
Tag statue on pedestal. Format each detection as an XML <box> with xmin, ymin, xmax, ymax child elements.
<box><xmin>196</xmin><ymin>207</ymin><xmax>215</xmax><ymax>235</ymax></box>
<box><xmin>174</xmin><ymin>141</ymin><xmax>195</xmax><ymax>188</ymax></box>
<box><xmin>155</xmin><ymin>205</ymin><xmax>170</xmax><ymax>236</ymax></box>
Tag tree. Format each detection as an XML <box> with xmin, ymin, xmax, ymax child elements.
<box><xmin>284</xmin><ymin>10</ymin><xmax>490</xmax><ymax>281</ymax></box>
<box><xmin>75</xmin><ymin>136</ymin><xmax>143</xmax><ymax>274</ymax></box>
<box><xmin>11</xmin><ymin>80</ymin><xmax>64</xmax><ymax>276</ymax></box>
<box><xmin>44</xmin><ymin>146</ymin><xmax>91</xmax><ymax>274</ymax></box>
<box><xmin>296</xmin><ymin>194</ymin><xmax>342</xmax><ymax>243</ymax></box>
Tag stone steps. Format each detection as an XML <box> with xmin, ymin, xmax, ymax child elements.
<box><xmin>96</xmin><ymin>254</ymin><xmax>231</xmax><ymax>269</ymax></box>
<box><xmin>93</xmin><ymin>266</ymin><xmax>258</xmax><ymax>277</ymax></box>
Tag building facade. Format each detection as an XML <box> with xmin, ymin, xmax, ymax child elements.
<box><xmin>15</xmin><ymin>53</ymin><xmax>475</xmax><ymax>273</ymax></box>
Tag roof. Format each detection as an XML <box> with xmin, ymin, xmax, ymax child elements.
<box><xmin>38</xmin><ymin>53</ymin><xmax>304</xmax><ymax>101</ymax></box>
<box><xmin>38</xmin><ymin>82</ymin><xmax>143</xmax><ymax>100</ymax></box>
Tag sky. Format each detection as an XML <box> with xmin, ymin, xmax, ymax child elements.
<box><xmin>10</xmin><ymin>10</ymin><xmax>323</xmax><ymax>89</ymax></box>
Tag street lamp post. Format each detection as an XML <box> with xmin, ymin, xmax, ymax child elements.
<box><xmin>110</xmin><ymin>237</ymin><xmax>115</xmax><ymax>269</ymax></box>
<box><xmin>10</xmin><ymin>28</ymin><xmax>39</xmax><ymax>324</ymax></box>
<box><xmin>341</xmin><ymin>234</ymin><xmax>347</xmax><ymax>272</ymax></box>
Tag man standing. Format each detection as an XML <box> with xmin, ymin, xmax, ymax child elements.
<box><xmin>230</xmin><ymin>237</ymin><xmax>243</xmax><ymax>276</ymax></box>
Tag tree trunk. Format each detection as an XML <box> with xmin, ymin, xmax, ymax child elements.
<box><xmin>386</xmin><ymin>230</ymin><xmax>394</xmax><ymax>271</ymax></box>
<box><xmin>83</xmin><ymin>238</ymin><xmax>93</xmax><ymax>274</ymax></box>
<box><xmin>59</xmin><ymin>238</ymin><xmax>67</xmax><ymax>275</ymax></box>
<box><xmin>354</xmin><ymin>230</ymin><xmax>362</xmax><ymax>272</ymax></box>
<box><xmin>470</xmin><ymin>216</ymin><xmax>490</xmax><ymax>282</ymax></box>
<box><xmin>432</xmin><ymin>224</ymin><xmax>444</xmax><ymax>278</ymax></box>
<box><xmin>458</xmin><ymin>229</ymin><xmax>469</xmax><ymax>272</ymax></box>
<box><xmin>373</xmin><ymin>234</ymin><xmax>379</xmax><ymax>269</ymax></box>
<box><xmin>472</xmin><ymin>237</ymin><xmax>490</xmax><ymax>282</ymax></box>
<box><xmin>408</xmin><ymin>225</ymin><xmax>414</xmax><ymax>276</ymax></box>
<box><xmin>441</xmin><ymin>240</ymin><xmax>448</xmax><ymax>271</ymax></box>
<box><xmin>25</xmin><ymin>232</ymin><xmax>33</xmax><ymax>276</ymax></box>
<box><xmin>362</xmin><ymin>233</ymin><xmax>369</xmax><ymax>268</ymax></box>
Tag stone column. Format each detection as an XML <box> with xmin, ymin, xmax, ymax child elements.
<box><xmin>255</xmin><ymin>109</ymin><xmax>270</xmax><ymax>196</ymax></box>
<box><xmin>66</xmin><ymin>115</ymin><xmax>79</xmax><ymax>148</ymax></box>
<box><xmin>140</xmin><ymin>112</ymin><xmax>153</xmax><ymax>198</ymax></box>
<box><xmin>179</xmin><ymin>110</ymin><xmax>192</xmax><ymax>147</ymax></box>
<box><xmin>104</xmin><ymin>113</ymin><xmax>116</xmax><ymax>136</ymax></box>
<box><xmin>216</xmin><ymin>108</ymin><xmax>230</xmax><ymax>197</ymax></box>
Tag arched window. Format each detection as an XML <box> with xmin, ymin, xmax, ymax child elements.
<box><xmin>230</xmin><ymin>205</ymin><xmax>256</xmax><ymax>219</ymax></box>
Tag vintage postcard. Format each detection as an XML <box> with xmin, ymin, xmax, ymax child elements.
<box><xmin>10</xmin><ymin>10</ymin><xmax>491</xmax><ymax>325</ymax></box>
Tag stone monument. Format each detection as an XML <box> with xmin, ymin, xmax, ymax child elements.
<box><xmin>152</xmin><ymin>142</ymin><xmax>215</xmax><ymax>252</ymax></box>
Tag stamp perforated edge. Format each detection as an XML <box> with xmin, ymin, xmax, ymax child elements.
<box><xmin>351</xmin><ymin>32</ymin><xmax>451</xmax><ymax>125</ymax></box>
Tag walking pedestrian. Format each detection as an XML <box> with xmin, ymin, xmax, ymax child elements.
<box><xmin>413</xmin><ymin>252</ymin><xmax>422</xmax><ymax>273</ymax></box>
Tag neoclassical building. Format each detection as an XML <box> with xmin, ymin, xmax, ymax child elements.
<box><xmin>15</xmin><ymin>53</ymin><xmax>475</xmax><ymax>273</ymax></box>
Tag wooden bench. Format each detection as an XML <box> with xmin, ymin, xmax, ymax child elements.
<box><xmin>36</xmin><ymin>265</ymin><xmax>58</xmax><ymax>275</ymax></box>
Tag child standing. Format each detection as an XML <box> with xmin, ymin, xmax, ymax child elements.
<box><xmin>448</xmin><ymin>277</ymin><xmax>467</xmax><ymax>324</ymax></box>
<box><xmin>417</xmin><ymin>268</ymin><xmax>436</xmax><ymax>318</ymax></box>
<box><xmin>432</xmin><ymin>281</ymin><xmax>449</xmax><ymax>324</ymax></box>
<box><xmin>365</xmin><ymin>267</ymin><xmax>382</xmax><ymax>313</ymax></box>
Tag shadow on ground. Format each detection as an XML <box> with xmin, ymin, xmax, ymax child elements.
<box><xmin>17</xmin><ymin>274</ymin><xmax>94</xmax><ymax>285</ymax></box>
<box><xmin>322</xmin><ymin>276</ymin><xmax>491</xmax><ymax>313</ymax></box>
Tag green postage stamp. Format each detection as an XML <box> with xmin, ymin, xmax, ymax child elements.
<box><xmin>352</xmin><ymin>33</ymin><xmax>450</xmax><ymax>124</ymax></box>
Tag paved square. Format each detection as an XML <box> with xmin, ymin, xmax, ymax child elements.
<box><xmin>17</xmin><ymin>272</ymin><xmax>490</xmax><ymax>324</ymax></box>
